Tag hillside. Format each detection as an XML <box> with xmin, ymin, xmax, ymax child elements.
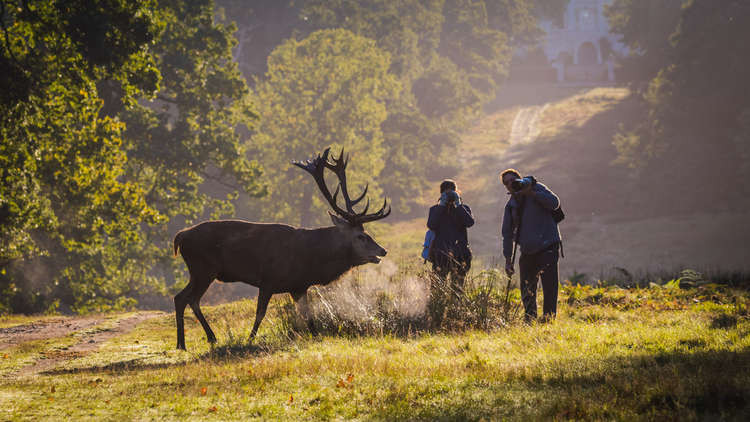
<box><xmin>433</xmin><ymin>84</ymin><xmax>750</xmax><ymax>281</ymax></box>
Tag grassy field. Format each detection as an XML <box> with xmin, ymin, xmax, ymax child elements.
<box><xmin>2</xmin><ymin>274</ymin><xmax>749</xmax><ymax>420</ymax></box>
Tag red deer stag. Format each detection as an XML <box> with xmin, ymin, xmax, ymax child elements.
<box><xmin>172</xmin><ymin>148</ymin><xmax>390</xmax><ymax>350</ymax></box>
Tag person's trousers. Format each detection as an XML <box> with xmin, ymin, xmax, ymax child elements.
<box><xmin>519</xmin><ymin>243</ymin><xmax>560</xmax><ymax>320</ymax></box>
<box><xmin>432</xmin><ymin>251</ymin><xmax>471</xmax><ymax>295</ymax></box>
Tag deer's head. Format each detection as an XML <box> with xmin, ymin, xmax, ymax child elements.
<box><xmin>328</xmin><ymin>212</ymin><xmax>387</xmax><ymax>264</ymax></box>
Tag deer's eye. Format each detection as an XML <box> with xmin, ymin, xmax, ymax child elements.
<box><xmin>357</xmin><ymin>234</ymin><xmax>367</xmax><ymax>241</ymax></box>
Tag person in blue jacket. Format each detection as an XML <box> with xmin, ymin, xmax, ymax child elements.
<box><xmin>500</xmin><ymin>168</ymin><xmax>562</xmax><ymax>322</ymax></box>
<box><xmin>427</xmin><ymin>179</ymin><xmax>475</xmax><ymax>294</ymax></box>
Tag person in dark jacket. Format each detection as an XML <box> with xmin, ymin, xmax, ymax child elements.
<box><xmin>500</xmin><ymin>169</ymin><xmax>561</xmax><ymax>322</ymax></box>
<box><xmin>427</xmin><ymin>179</ymin><xmax>475</xmax><ymax>294</ymax></box>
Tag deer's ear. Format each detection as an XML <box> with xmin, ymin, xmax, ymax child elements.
<box><xmin>329</xmin><ymin>211</ymin><xmax>351</xmax><ymax>229</ymax></box>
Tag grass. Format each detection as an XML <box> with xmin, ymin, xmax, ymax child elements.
<box><xmin>537</xmin><ymin>87</ymin><xmax>630</xmax><ymax>140</ymax></box>
<box><xmin>2</xmin><ymin>271</ymin><xmax>749</xmax><ymax>420</ymax></box>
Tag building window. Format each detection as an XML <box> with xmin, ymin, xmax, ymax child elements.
<box><xmin>577</xmin><ymin>8</ymin><xmax>596</xmax><ymax>30</ymax></box>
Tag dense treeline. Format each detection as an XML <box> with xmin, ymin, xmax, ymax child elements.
<box><xmin>605</xmin><ymin>0</ymin><xmax>750</xmax><ymax>204</ymax></box>
<box><xmin>1</xmin><ymin>0</ymin><xmax>562</xmax><ymax>313</ymax></box>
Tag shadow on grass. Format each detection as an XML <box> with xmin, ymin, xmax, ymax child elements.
<box><xmin>370</xmin><ymin>348</ymin><xmax>750</xmax><ymax>421</ymax></box>
<box><xmin>40</xmin><ymin>339</ymin><xmax>295</xmax><ymax>376</ymax></box>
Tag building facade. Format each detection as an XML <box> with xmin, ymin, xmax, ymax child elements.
<box><xmin>515</xmin><ymin>0</ymin><xmax>628</xmax><ymax>82</ymax></box>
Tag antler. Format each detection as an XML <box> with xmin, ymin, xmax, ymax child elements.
<box><xmin>293</xmin><ymin>147</ymin><xmax>391</xmax><ymax>226</ymax></box>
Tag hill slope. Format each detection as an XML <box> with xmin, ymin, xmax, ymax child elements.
<box><xmin>454</xmin><ymin>84</ymin><xmax>750</xmax><ymax>280</ymax></box>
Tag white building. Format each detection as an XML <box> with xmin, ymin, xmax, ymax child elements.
<box><xmin>516</xmin><ymin>0</ymin><xmax>628</xmax><ymax>82</ymax></box>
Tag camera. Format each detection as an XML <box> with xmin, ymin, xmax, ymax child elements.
<box><xmin>444</xmin><ymin>190</ymin><xmax>459</xmax><ymax>204</ymax></box>
<box><xmin>510</xmin><ymin>176</ymin><xmax>535</xmax><ymax>193</ymax></box>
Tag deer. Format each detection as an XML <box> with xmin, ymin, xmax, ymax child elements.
<box><xmin>172</xmin><ymin>148</ymin><xmax>390</xmax><ymax>350</ymax></box>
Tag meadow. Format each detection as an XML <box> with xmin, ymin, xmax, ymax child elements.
<box><xmin>2</xmin><ymin>266</ymin><xmax>749</xmax><ymax>420</ymax></box>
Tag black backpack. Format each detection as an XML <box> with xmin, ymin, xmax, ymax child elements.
<box><xmin>551</xmin><ymin>206</ymin><xmax>565</xmax><ymax>224</ymax></box>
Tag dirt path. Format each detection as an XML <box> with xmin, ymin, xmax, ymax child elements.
<box><xmin>4</xmin><ymin>311</ymin><xmax>164</xmax><ymax>377</ymax></box>
<box><xmin>0</xmin><ymin>316</ymin><xmax>105</xmax><ymax>350</ymax></box>
<box><xmin>508</xmin><ymin>104</ymin><xmax>548</xmax><ymax>145</ymax></box>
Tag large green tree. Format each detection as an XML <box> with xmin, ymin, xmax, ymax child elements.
<box><xmin>0</xmin><ymin>0</ymin><xmax>163</xmax><ymax>313</ymax></box>
<box><xmin>249</xmin><ymin>29</ymin><xmax>400</xmax><ymax>227</ymax></box>
<box><xmin>0</xmin><ymin>0</ymin><xmax>264</xmax><ymax>313</ymax></box>
<box><xmin>604</xmin><ymin>0</ymin><xmax>684</xmax><ymax>83</ymax></box>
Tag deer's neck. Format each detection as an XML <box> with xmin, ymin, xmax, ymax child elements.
<box><xmin>302</xmin><ymin>227</ymin><xmax>355</xmax><ymax>286</ymax></box>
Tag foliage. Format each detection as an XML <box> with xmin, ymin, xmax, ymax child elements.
<box><xmin>606</xmin><ymin>0</ymin><xmax>750</xmax><ymax>185</ymax></box>
<box><xmin>0</xmin><ymin>0</ymin><xmax>162</xmax><ymax>312</ymax></box>
<box><xmin>237</xmin><ymin>0</ymin><xmax>557</xmax><ymax>215</ymax></box>
<box><xmin>301</xmin><ymin>0</ymin><xmax>444</xmax><ymax>85</ymax></box>
<box><xmin>116</xmin><ymin>0</ymin><xmax>265</xmax><ymax>299</ymax></box>
<box><xmin>249</xmin><ymin>29</ymin><xmax>399</xmax><ymax>227</ymax></box>
<box><xmin>604</xmin><ymin>0</ymin><xmax>684</xmax><ymax>82</ymax></box>
<box><xmin>0</xmin><ymin>0</ymin><xmax>264</xmax><ymax>313</ymax></box>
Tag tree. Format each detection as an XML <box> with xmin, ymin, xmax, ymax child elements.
<box><xmin>249</xmin><ymin>29</ymin><xmax>400</xmax><ymax>227</ymax></box>
<box><xmin>0</xmin><ymin>0</ymin><xmax>163</xmax><ymax>313</ymax></box>
<box><xmin>608</xmin><ymin>0</ymin><xmax>750</xmax><ymax>208</ymax></box>
<box><xmin>223</xmin><ymin>0</ymin><xmax>558</xmax><ymax>215</ymax></box>
<box><xmin>604</xmin><ymin>0</ymin><xmax>684</xmax><ymax>83</ymax></box>
<box><xmin>0</xmin><ymin>0</ymin><xmax>265</xmax><ymax>313</ymax></box>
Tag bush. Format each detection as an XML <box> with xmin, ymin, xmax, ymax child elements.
<box><xmin>277</xmin><ymin>265</ymin><xmax>523</xmax><ymax>338</ymax></box>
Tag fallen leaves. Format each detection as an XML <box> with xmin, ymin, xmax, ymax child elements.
<box><xmin>336</xmin><ymin>373</ymin><xmax>355</xmax><ymax>389</ymax></box>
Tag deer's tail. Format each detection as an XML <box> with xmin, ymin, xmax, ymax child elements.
<box><xmin>173</xmin><ymin>230</ymin><xmax>186</xmax><ymax>257</ymax></box>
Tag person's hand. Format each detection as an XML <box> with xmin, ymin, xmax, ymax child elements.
<box><xmin>505</xmin><ymin>257</ymin><xmax>514</xmax><ymax>277</ymax></box>
<box><xmin>439</xmin><ymin>190</ymin><xmax>460</xmax><ymax>206</ymax></box>
<box><xmin>518</xmin><ymin>182</ymin><xmax>534</xmax><ymax>196</ymax></box>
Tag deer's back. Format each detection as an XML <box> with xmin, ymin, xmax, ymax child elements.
<box><xmin>176</xmin><ymin>220</ymin><xmax>303</xmax><ymax>287</ymax></box>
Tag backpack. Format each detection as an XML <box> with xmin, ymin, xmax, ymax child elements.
<box><xmin>551</xmin><ymin>206</ymin><xmax>565</xmax><ymax>224</ymax></box>
<box><xmin>421</xmin><ymin>229</ymin><xmax>435</xmax><ymax>262</ymax></box>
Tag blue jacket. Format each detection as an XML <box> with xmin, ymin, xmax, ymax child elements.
<box><xmin>427</xmin><ymin>203</ymin><xmax>475</xmax><ymax>259</ymax></box>
<box><xmin>501</xmin><ymin>181</ymin><xmax>561</xmax><ymax>257</ymax></box>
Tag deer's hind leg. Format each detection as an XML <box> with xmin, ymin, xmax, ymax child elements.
<box><xmin>174</xmin><ymin>282</ymin><xmax>193</xmax><ymax>350</ymax></box>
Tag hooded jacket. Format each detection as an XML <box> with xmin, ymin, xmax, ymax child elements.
<box><xmin>501</xmin><ymin>181</ymin><xmax>561</xmax><ymax>257</ymax></box>
<box><xmin>427</xmin><ymin>203</ymin><xmax>475</xmax><ymax>260</ymax></box>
